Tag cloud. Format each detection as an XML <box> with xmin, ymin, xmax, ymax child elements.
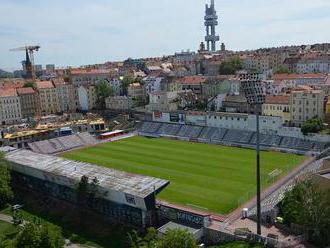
<box><xmin>0</xmin><ymin>0</ymin><xmax>329</xmax><ymax>69</ymax></box>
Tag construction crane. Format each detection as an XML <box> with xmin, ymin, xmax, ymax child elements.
<box><xmin>10</xmin><ymin>45</ymin><xmax>40</xmax><ymax>80</ymax></box>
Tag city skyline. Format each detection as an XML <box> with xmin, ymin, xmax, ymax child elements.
<box><xmin>1</xmin><ymin>0</ymin><xmax>330</xmax><ymax>70</ymax></box>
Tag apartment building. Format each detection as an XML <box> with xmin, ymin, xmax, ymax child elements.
<box><xmin>52</xmin><ymin>79</ymin><xmax>77</xmax><ymax>112</ymax></box>
<box><xmin>35</xmin><ymin>81</ymin><xmax>60</xmax><ymax>115</ymax></box>
<box><xmin>272</xmin><ymin>73</ymin><xmax>327</xmax><ymax>85</ymax></box>
<box><xmin>147</xmin><ymin>91</ymin><xmax>178</xmax><ymax>112</ymax></box>
<box><xmin>290</xmin><ymin>89</ymin><xmax>325</xmax><ymax>126</ymax></box>
<box><xmin>177</xmin><ymin>76</ymin><xmax>207</xmax><ymax>96</ymax></box>
<box><xmin>16</xmin><ymin>87</ymin><xmax>40</xmax><ymax>119</ymax></box>
<box><xmin>77</xmin><ymin>85</ymin><xmax>97</xmax><ymax>111</ymax></box>
<box><xmin>0</xmin><ymin>88</ymin><xmax>22</xmax><ymax>125</ymax></box>
<box><xmin>262</xmin><ymin>95</ymin><xmax>291</xmax><ymax>124</ymax></box>
<box><xmin>127</xmin><ymin>83</ymin><xmax>145</xmax><ymax>100</ymax></box>
<box><xmin>71</xmin><ymin>68</ymin><xmax>112</xmax><ymax>86</ymax></box>
<box><xmin>105</xmin><ymin>96</ymin><xmax>132</xmax><ymax>110</ymax></box>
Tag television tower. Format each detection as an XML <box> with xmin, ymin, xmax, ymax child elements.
<box><xmin>204</xmin><ymin>0</ymin><xmax>219</xmax><ymax>52</ymax></box>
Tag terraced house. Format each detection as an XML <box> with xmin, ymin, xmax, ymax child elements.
<box><xmin>0</xmin><ymin>88</ymin><xmax>22</xmax><ymax>125</ymax></box>
<box><xmin>35</xmin><ymin>81</ymin><xmax>60</xmax><ymax>115</ymax></box>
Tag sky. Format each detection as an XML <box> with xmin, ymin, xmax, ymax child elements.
<box><xmin>1</xmin><ymin>0</ymin><xmax>330</xmax><ymax>71</ymax></box>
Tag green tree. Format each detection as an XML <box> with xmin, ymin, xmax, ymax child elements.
<box><xmin>280</xmin><ymin>180</ymin><xmax>330</xmax><ymax>247</ymax></box>
<box><xmin>0</xmin><ymin>152</ymin><xmax>13</xmax><ymax>208</ymax></box>
<box><xmin>128</xmin><ymin>230</ymin><xmax>145</xmax><ymax>248</ymax></box>
<box><xmin>158</xmin><ymin>228</ymin><xmax>196</xmax><ymax>248</ymax></box>
<box><xmin>275</xmin><ymin>65</ymin><xmax>290</xmax><ymax>74</ymax></box>
<box><xmin>76</xmin><ymin>175</ymin><xmax>101</xmax><ymax>211</ymax></box>
<box><xmin>219</xmin><ymin>57</ymin><xmax>242</xmax><ymax>75</ymax></box>
<box><xmin>121</xmin><ymin>75</ymin><xmax>135</xmax><ymax>96</ymax></box>
<box><xmin>128</xmin><ymin>228</ymin><xmax>196</xmax><ymax>248</ymax></box>
<box><xmin>15</xmin><ymin>223</ymin><xmax>42</xmax><ymax>248</ymax></box>
<box><xmin>15</xmin><ymin>222</ymin><xmax>64</xmax><ymax>248</ymax></box>
<box><xmin>23</xmin><ymin>82</ymin><xmax>35</xmax><ymax>88</ymax></box>
<box><xmin>301</xmin><ymin>118</ymin><xmax>324</xmax><ymax>135</ymax></box>
<box><xmin>76</xmin><ymin>175</ymin><xmax>89</xmax><ymax>208</ymax></box>
<box><xmin>95</xmin><ymin>80</ymin><xmax>113</xmax><ymax>109</ymax></box>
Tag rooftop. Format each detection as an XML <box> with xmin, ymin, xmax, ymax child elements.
<box><xmin>0</xmin><ymin>88</ymin><xmax>17</xmax><ymax>97</ymax></box>
<box><xmin>178</xmin><ymin>76</ymin><xmax>207</xmax><ymax>85</ymax></box>
<box><xmin>71</xmin><ymin>69</ymin><xmax>111</xmax><ymax>75</ymax></box>
<box><xmin>265</xmin><ymin>95</ymin><xmax>290</xmax><ymax>105</ymax></box>
<box><xmin>16</xmin><ymin>87</ymin><xmax>36</xmax><ymax>95</ymax></box>
<box><xmin>273</xmin><ymin>73</ymin><xmax>327</xmax><ymax>81</ymax></box>
<box><xmin>5</xmin><ymin>149</ymin><xmax>169</xmax><ymax>199</ymax></box>
<box><xmin>35</xmin><ymin>81</ymin><xmax>54</xmax><ymax>89</ymax></box>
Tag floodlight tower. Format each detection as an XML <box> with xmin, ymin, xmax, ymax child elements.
<box><xmin>240</xmin><ymin>74</ymin><xmax>266</xmax><ymax>236</ymax></box>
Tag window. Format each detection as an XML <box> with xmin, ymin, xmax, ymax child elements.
<box><xmin>125</xmin><ymin>194</ymin><xmax>136</xmax><ymax>205</ymax></box>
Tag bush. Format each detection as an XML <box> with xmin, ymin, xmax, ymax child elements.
<box><xmin>279</xmin><ymin>180</ymin><xmax>330</xmax><ymax>247</ymax></box>
<box><xmin>69</xmin><ymin>233</ymin><xmax>86</xmax><ymax>244</ymax></box>
<box><xmin>301</xmin><ymin>118</ymin><xmax>323</xmax><ymax>135</ymax></box>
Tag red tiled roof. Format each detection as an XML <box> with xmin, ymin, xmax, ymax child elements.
<box><xmin>178</xmin><ymin>76</ymin><xmax>207</xmax><ymax>85</ymax></box>
<box><xmin>0</xmin><ymin>88</ymin><xmax>17</xmax><ymax>97</ymax></box>
<box><xmin>265</xmin><ymin>95</ymin><xmax>289</xmax><ymax>105</ymax></box>
<box><xmin>17</xmin><ymin>87</ymin><xmax>36</xmax><ymax>95</ymax></box>
<box><xmin>70</xmin><ymin>68</ymin><xmax>111</xmax><ymax>75</ymax></box>
<box><xmin>35</xmin><ymin>81</ymin><xmax>54</xmax><ymax>89</ymax></box>
<box><xmin>272</xmin><ymin>73</ymin><xmax>326</xmax><ymax>81</ymax></box>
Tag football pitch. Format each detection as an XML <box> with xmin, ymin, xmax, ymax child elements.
<box><xmin>62</xmin><ymin>136</ymin><xmax>306</xmax><ymax>214</ymax></box>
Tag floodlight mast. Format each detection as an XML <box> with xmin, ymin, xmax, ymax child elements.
<box><xmin>240</xmin><ymin>75</ymin><xmax>265</xmax><ymax>236</ymax></box>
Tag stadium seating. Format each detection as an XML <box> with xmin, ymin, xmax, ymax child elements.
<box><xmin>198</xmin><ymin>127</ymin><xmax>217</xmax><ymax>140</ymax></box>
<box><xmin>223</xmin><ymin>130</ymin><xmax>254</xmax><ymax>144</ymax></box>
<box><xmin>28</xmin><ymin>133</ymin><xmax>98</xmax><ymax>154</ymax></box>
<box><xmin>250</xmin><ymin>134</ymin><xmax>282</xmax><ymax>147</ymax></box>
<box><xmin>156</xmin><ymin>123</ymin><xmax>182</xmax><ymax>136</ymax></box>
<box><xmin>210</xmin><ymin>128</ymin><xmax>228</xmax><ymax>142</ymax></box>
<box><xmin>137</xmin><ymin>121</ymin><xmax>327</xmax><ymax>153</ymax></box>
<box><xmin>176</xmin><ymin>125</ymin><xmax>203</xmax><ymax>138</ymax></box>
<box><xmin>139</xmin><ymin>122</ymin><xmax>162</xmax><ymax>134</ymax></box>
<box><xmin>279</xmin><ymin>137</ymin><xmax>299</xmax><ymax>149</ymax></box>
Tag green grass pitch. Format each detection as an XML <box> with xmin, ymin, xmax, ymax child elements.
<box><xmin>62</xmin><ymin>136</ymin><xmax>306</xmax><ymax>214</ymax></box>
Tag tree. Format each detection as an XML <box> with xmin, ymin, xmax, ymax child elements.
<box><xmin>23</xmin><ymin>82</ymin><xmax>35</xmax><ymax>88</ymax></box>
<box><xmin>76</xmin><ymin>175</ymin><xmax>89</xmax><ymax>208</ymax></box>
<box><xmin>275</xmin><ymin>65</ymin><xmax>290</xmax><ymax>74</ymax></box>
<box><xmin>121</xmin><ymin>75</ymin><xmax>135</xmax><ymax>96</ymax></box>
<box><xmin>95</xmin><ymin>80</ymin><xmax>113</xmax><ymax>109</ymax></box>
<box><xmin>219</xmin><ymin>57</ymin><xmax>242</xmax><ymax>75</ymax></box>
<box><xmin>128</xmin><ymin>228</ymin><xmax>196</xmax><ymax>248</ymax></box>
<box><xmin>15</xmin><ymin>222</ymin><xmax>64</xmax><ymax>248</ymax></box>
<box><xmin>15</xmin><ymin>223</ymin><xmax>42</xmax><ymax>248</ymax></box>
<box><xmin>280</xmin><ymin>180</ymin><xmax>330</xmax><ymax>247</ymax></box>
<box><xmin>301</xmin><ymin>118</ymin><xmax>324</xmax><ymax>135</ymax></box>
<box><xmin>0</xmin><ymin>152</ymin><xmax>13</xmax><ymax>208</ymax></box>
<box><xmin>76</xmin><ymin>175</ymin><xmax>101</xmax><ymax>210</ymax></box>
<box><xmin>158</xmin><ymin>228</ymin><xmax>196</xmax><ymax>248</ymax></box>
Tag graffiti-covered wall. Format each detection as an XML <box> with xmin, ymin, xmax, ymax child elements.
<box><xmin>12</xmin><ymin>171</ymin><xmax>144</xmax><ymax>227</ymax></box>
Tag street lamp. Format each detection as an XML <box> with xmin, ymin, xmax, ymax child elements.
<box><xmin>240</xmin><ymin>77</ymin><xmax>266</xmax><ymax>236</ymax></box>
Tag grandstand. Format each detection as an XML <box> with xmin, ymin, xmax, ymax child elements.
<box><xmin>28</xmin><ymin>132</ymin><xmax>98</xmax><ymax>155</ymax></box>
<box><xmin>137</xmin><ymin>121</ymin><xmax>329</xmax><ymax>153</ymax></box>
<box><xmin>223</xmin><ymin>129</ymin><xmax>254</xmax><ymax>144</ymax></box>
<box><xmin>250</xmin><ymin>134</ymin><xmax>282</xmax><ymax>147</ymax></box>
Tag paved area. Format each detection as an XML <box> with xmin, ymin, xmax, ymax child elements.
<box><xmin>229</xmin><ymin>218</ymin><xmax>309</xmax><ymax>248</ymax></box>
<box><xmin>0</xmin><ymin>213</ymin><xmax>13</xmax><ymax>223</ymax></box>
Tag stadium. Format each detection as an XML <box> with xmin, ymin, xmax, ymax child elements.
<box><xmin>57</xmin><ymin>121</ymin><xmax>312</xmax><ymax>215</ymax></box>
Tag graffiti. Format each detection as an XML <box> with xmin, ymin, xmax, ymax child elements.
<box><xmin>159</xmin><ymin>205</ymin><xmax>205</xmax><ymax>227</ymax></box>
<box><xmin>12</xmin><ymin>172</ymin><xmax>143</xmax><ymax>227</ymax></box>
